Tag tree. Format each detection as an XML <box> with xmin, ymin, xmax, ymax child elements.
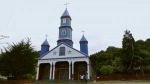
<box><xmin>90</xmin><ymin>46</ymin><xmax>122</xmax><ymax>75</ymax></box>
<box><xmin>0</xmin><ymin>38</ymin><xmax>39</xmax><ymax>79</ymax></box>
<box><xmin>100</xmin><ymin>65</ymin><xmax>114</xmax><ymax>75</ymax></box>
<box><xmin>122</xmin><ymin>30</ymin><xmax>137</xmax><ymax>73</ymax></box>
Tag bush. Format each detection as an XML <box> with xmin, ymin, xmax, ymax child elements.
<box><xmin>23</xmin><ymin>74</ymin><xmax>33</xmax><ymax>79</ymax></box>
<box><xmin>143</xmin><ymin>66</ymin><xmax>150</xmax><ymax>73</ymax></box>
<box><xmin>0</xmin><ymin>78</ymin><xmax>6</xmax><ymax>82</ymax></box>
<box><xmin>100</xmin><ymin>65</ymin><xmax>114</xmax><ymax>75</ymax></box>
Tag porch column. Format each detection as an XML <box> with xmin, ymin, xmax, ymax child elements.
<box><xmin>69</xmin><ymin>63</ymin><xmax>71</xmax><ymax>80</ymax></box>
<box><xmin>87</xmin><ymin>64</ymin><xmax>90</xmax><ymax>79</ymax></box>
<box><xmin>35</xmin><ymin>65</ymin><xmax>39</xmax><ymax>81</ymax></box>
<box><xmin>72</xmin><ymin>63</ymin><xmax>74</xmax><ymax>80</ymax></box>
<box><xmin>52</xmin><ymin>63</ymin><xmax>55</xmax><ymax>80</ymax></box>
<box><xmin>49</xmin><ymin>65</ymin><xmax>52</xmax><ymax>80</ymax></box>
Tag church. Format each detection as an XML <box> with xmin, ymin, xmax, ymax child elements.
<box><xmin>35</xmin><ymin>8</ymin><xmax>93</xmax><ymax>81</ymax></box>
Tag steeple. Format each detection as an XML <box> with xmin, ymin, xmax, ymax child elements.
<box><xmin>80</xmin><ymin>35</ymin><xmax>88</xmax><ymax>55</ymax></box>
<box><xmin>57</xmin><ymin>8</ymin><xmax>73</xmax><ymax>47</ymax></box>
<box><xmin>40</xmin><ymin>39</ymin><xmax>50</xmax><ymax>56</ymax></box>
<box><xmin>61</xmin><ymin>8</ymin><xmax>71</xmax><ymax>19</ymax></box>
<box><xmin>80</xmin><ymin>35</ymin><xmax>88</xmax><ymax>42</ymax></box>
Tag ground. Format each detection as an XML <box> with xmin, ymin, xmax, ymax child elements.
<box><xmin>32</xmin><ymin>80</ymin><xmax>150</xmax><ymax>84</ymax></box>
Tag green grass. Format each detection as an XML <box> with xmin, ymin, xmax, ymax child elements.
<box><xmin>30</xmin><ymin>80</ymin><xmax>150</xmax><ymax>84</ymax></box>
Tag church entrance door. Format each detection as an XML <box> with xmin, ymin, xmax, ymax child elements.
<box><xmin>59</xmin><ymin>69</ymin><xmax>69</xmax><ymax>80</ymax></box>
<box><xmin>38</xmin><ymin>63</ymin><xmax>50</xmax><ymax>80</ymax></box>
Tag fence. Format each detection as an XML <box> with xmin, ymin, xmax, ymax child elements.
<box><xmin>96</xmin><ymin>74</ymin><xmax>150</xmax><ymax>81</ymax></box>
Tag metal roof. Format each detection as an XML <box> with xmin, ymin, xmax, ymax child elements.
<box><xmin>80</xmin><ymin>35</ymin><xmax>88</xmax><ymax>42</ymax></box>
<box><xmin>41</xmin><ymin>39</ymin><xmax>49</xmax><ymax>46</ymax></box>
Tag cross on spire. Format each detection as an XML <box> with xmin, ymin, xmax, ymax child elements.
<box><xmin>45</xmin><ymin>34</ymin><xmax>48</xmax><ymax>39</ymax></box>
<box><xmin>81</xmin><ymin>31</ymin><xmax>85</xmax><ymax>35</ymax></box>
<box><xmin>64</xmin><ymin>2</ymin><xmax>69</xmax><ymax>8</ymax></box>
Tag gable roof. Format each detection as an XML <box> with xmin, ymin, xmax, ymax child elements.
<box><xmin>39</xmin><ymin>42</ymin><xmax>88</xmax><ymax>59</ymax></box>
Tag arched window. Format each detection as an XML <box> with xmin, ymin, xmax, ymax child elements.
<box><xmin>59</xmin><ymin>47</ymin><xmax>65</xmax><ymax>56</ymax></box>
<box><xmin>61</xmin><ymin>29</ymin><xmax>66</xmax><ymax>35</ymax></box>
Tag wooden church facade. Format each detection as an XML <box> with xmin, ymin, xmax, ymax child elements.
<box><xmin>37</xmin><ymin>58</ymin><xmax>90</xmax><ymax>81</ymax></box>
<box><xmin>35</xmin><ymin>8</ymin><xmax>93</xmax><ymax>81</ymax></box>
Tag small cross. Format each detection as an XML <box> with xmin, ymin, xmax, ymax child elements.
<box><xmin>45</xmin><ymin>34</ymin><xmax>48</xmax><ymax>39</ymax></box>
<box><xmin>81</xmin><ymin>31</ymin><xmax>85</xmax><ymax>35</ymax></box>
<box><xmin>64</xmin><ymin>2</ymin><xmax>69</xmax><ymax>8</ymax></box>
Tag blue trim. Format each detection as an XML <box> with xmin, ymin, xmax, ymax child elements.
<box><xmin>39</xmin><ymin>42</ymin><xmax>88</xmax><ymax>59</ymax></box>
<box><xmin>39</xmin><ymin>56</ymin><xmax>88</xmax><ymax>60</ymax></box>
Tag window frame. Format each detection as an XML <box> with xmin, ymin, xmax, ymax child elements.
<box><xmin>59</xmin><ymin>47</ymin><xmax>65</xmax><ymax>56</ymax></box>
<box><xmin>61</xmin><ymin>29</ymin><xmax>66</xmax><ymax>35</ymax></box>
<box><xmin>63</xmin><ymin>18</ymin><xmax>66</xmax><ymax>24</ymax></box>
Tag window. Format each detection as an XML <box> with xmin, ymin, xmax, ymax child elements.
<box><xmin>63</xmin><ymin>18</ymin><xmax>66</xmax><ymax>24</ymax></box>
<box><xmin>59</xmin><ymin>47</ymin><xmax>65</xmax><ymax>56</ymax></box>
<box><xmin>61</xmin><ymin>29</ymin><xmax>66</xmax><ymax>35</ymax></box>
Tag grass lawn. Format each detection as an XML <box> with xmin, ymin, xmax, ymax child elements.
<box><xmin>31</xmin><ymin>80</ymin><xmax>150</xmax><ymax>84</ymax></box>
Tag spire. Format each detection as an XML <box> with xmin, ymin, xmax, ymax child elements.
<box><xmin>41</xmin><ymin>39</ymin><xmax>50</xmax><ymax>46</ymax></box>
<box><xmin>61</xmin><ymin>8</ymin><xmax>70</xmax><ymax>17</ymax></box>
<box><xmin>79</xmin><ymin>35</ymin><xmax>88</xmax><ymax>55</ymax></box>
<box><xmin>40</xmin><ymin>39</ymin><xmax>50</xmax><ymax>56</ymax></box>
<box><xmin>80</xmin><ymin>35</ymin><xmax>88</xmax><ymax>42</ymax></box>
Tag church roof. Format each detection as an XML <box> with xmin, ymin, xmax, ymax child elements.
<box><xmin>41</xmin><ymin>39</ymin><xmax>49</xmax><ymax>46</ymax></box>
<box><xmin>80</xmin><ymin>35</ymin><xmax>88</xmax><ymax>42</ymax></box>
<box><xmin>62</xmin><ymin>8</ymin><xmax>70</xmax><ymax>17</ymax></box>
<box><xmin>39</xmin><ymin>42</ymin><xmax>88</xmax><ymax>59</ymax></box>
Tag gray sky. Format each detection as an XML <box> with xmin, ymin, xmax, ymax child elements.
<box><xmin>0</xmin><ymin>0</ymin><xmax>150</xmax><ymax>55</ymax></box>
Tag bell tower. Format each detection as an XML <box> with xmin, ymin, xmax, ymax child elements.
<box><xmin>57</xmin><ymin>8</ymin><xmax>73</xmax><ymax>47</ymax></box>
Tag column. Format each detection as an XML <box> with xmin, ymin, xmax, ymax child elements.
<box><xmin>52</xmin><ymin>64</ymin><xmax>55</xmax><ymax>80</ymax></box>
<box><xmin>35</xmin><ymin>65</ymin><xmax>39</xmax><ymax>81</ymax></box>
<box><xmin>69</xmin><ymin>63</ymin><xmax>71</xmax><ymax>80</ymax></box>
<box><xmin>87</xmin><ymin>64</ymin><xmax>90</xmax><ymax>79</ymax></box>
<box><xmin>49</xmin><ymin>65</ymin><xmax>52</xmax><ymax>80</ymax></box>
<box><xmin>72</xmin><ymin>63</ymin><xmax>74</xmax><ymax>80</ymax></box>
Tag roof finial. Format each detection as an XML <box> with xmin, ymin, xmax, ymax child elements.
<box><xmin>45</xmin><ymin>34</ymin><xmax>48</xmax><ymax>39</ymax></box>
<box><xmin>81</xmin><ymin>31</ymin><xmax>85</xmax><ymax>35</ymax></box>
<box><xmin>64</xmin><ymin>2</ymin><xmax>69</xmax><ymax>8</ymax></box>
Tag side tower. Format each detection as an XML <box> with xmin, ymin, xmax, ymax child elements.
<box><xmin>57</xmin><ymin>8</ymin><xmax>73</xmax><ymax>47</ymax></box>
<box><xmin>79</xmin><ymin>35</ymin><xmax>88</xmax><ymax>55</ymax></box>
<box><xmin>40</xmin><ymin>39</ymin><xmax>50</xmax><ymax>56</ymax></box>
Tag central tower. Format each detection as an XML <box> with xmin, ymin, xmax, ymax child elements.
<box><xmin>57</xmin><ymin>8</ymin><xmax>73</xmax><ymax>47</ymax></box>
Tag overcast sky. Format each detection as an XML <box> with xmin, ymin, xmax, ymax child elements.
<box><xmin>0</xmin><ymin>0</ymin><xmax>150</xmax><ymax>55</ymax></box>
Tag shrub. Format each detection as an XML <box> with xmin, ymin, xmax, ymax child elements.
<box><xmin>143</xmin><ymin>66</ymin><xmax>150</xmax><ymax>73</ymax></box>
<box><xmin>0</xmin><ymin>78</ymin><xmax>6</xmax><ymax>82</ymax></box>
<box><xmin>100</xmin><ymin>65</ymin><xmax>114</xmax><ymax>75</ymax></box>
<box><xmin>23</xmin><ymin>74</ymin><xmax>33</xmax><ymax>79</ymax></box>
